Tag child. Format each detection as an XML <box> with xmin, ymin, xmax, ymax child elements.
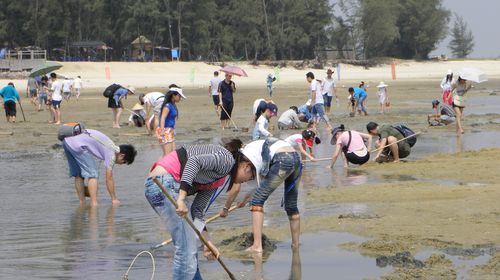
<box><xmin>252</xmin><ymin>103</ymin><xmax>277</xmax><ymax>140</ymax></box>
<box><xmin>347</xmin><ymin>88</ymin><xmax>356</xmax><ymax>117</ymax></box>
<box><xmin>128</xmin><ymin>103</ymin><xmax>146</xmax><ymax>127</ymax></box>
<box><xmin>285</xmin><ymin>130</ymin><xmax>317</xmax><ymax>160</ymax></box>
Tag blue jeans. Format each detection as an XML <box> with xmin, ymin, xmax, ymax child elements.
<box><xmin>323</xmin><ymin>94</ymin><xmax>333</xmax><ymax>107</ymax></box>
<box><xmin>311</xmin><ymin>103</ymin><xmax>329</xmax><ymax>124</ymax></box>
<box><xmin>144</xmin><ymin>175</ymin><xmax>202</xmax><ymax>280</ymax></box>
<box><xmin>358</xmin><ymin>95</ymin><xmax>367</xmax><ymax>113</ymax></box>
<box><xmin>251</xmin><ymin>152</ymin><xmax>302</xmax><ymax>216</ymax></box>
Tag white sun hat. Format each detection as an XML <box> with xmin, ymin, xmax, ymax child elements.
<box><xmin>447</xmin><ymin>69</ymin><xmax>453</xmax><ymax>75</ymax></box>
<box><xmin>170</xmin><ymin>87</ymin><xmax>186</xmax><ymax>99</ymax></box>
<box><xmin>377</xmin><ymin>81</ymin><xmax>388</xmax><ymax>88</ymax></box>
<box><xmin>240</xmin><ymin>141</ymin><xmax>264</xmax><ymax>187</ymax></box>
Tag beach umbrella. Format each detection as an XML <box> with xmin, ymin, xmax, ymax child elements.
<box><xmin>220</xmin><ymin>65</ymin><xmax>248</xmax><ymax>77</ymax></box>
<box><xmin>459</xmin><ymin>68</ymin><xmax>488</xmax><ymax>83</ymax></box>
<box><xmin>29</xmin><ymin>61</ymin><xmax>63</xmax><ymax>78</ymax></box>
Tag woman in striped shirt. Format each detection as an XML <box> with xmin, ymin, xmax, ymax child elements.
<box><xmin>144</xmin><ymin>139</ymin><xmax>255</xmax><ymax>280</ymax></box>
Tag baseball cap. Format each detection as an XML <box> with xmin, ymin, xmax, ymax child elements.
<box><xmin>267</xmin><ymin>103</ymin><xmax>278</xmax><ymax>116</ymax></box>
<box><xmin>302</xmin><ymin>130</ymin><xmax>315</xmax><ymax>148</ymax></box>
<box><xmin>432</xmin><ymin>100</ymin><xmax>440</xmax><ymax>108</ymax></box>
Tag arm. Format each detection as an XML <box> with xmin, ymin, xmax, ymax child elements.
<box><xmin>440</xmin><ymin>77</ymin><xmax>446</xmax><ymax>89</ymax></box>
<box><xmin>329</xmin><ymin>144</ymin><xmax>343</xmax><ymax>168</ymax></box>
<box><xmin>374</xmin><ymin>138</ymin><xmax>387</xmax><ymax>160</ymax></box>
<box><xmin>257</xmin><ymin>119</ymin><xmax>271</xmax><ymax>137</ymax></box>
<box><xmin>298</xmin><ymin>143</ymin><xmax>314</xmax><ymax>160</ymax></box>
<box><xmin>105</xmin><ymin>169</ymin><xmax>120</xmax><ymax>204</ymax></box>
<box><xmin>231</xmin><ymin>81</ymin><xmax>236</xmax><ymax>93</ymax></box>
<box><xmin>358</xmin><ymin>132</ymin><xmax>373</xmax><ymax>150</ymax></box>
<box><xmin>291</xmin><ymin>113</ymin><xmax>301</xmax><ymax>128</ymax></box>
<box><xmin>208</xmin><ymin>85</ymin><xmax>212</xmax><ymax>97</ymax></box>
<box><xmin>219</xmin><ymin>183</ymin><xmax>241</xmax><ymax>217</ymax></box>
<box><xmin>159</xmin><ymin>105</ymin><xmax>169</xmax><ymax>129</ymax></box>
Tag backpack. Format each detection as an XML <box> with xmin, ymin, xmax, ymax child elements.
<box><xmin>58</xmin><ymin>122</ymin><xmax>84</xmax><ymax>141</ymax></box>
<box><xmin>103</xmin><ymin>84</ymin><xmax>122</xmax><ymax>98</ymax></box>
<box><xmin>392</xmin><ymin>124</ymin><xmax>417</xmax><ymax>147</ymax></box>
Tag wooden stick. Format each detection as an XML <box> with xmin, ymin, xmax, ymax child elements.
<box><xmin>0</xmin><ymin>131</ymin><xmax>14</xmax><ymax>136</ymax></box>
<box><xmin>369</xmin><ymin>132</ymin><xmax>421</xmax><ymax>153</ymax></box>
<box><xmin>220</xmin><ymin>105</ymin><xmax>238</xmax><ymax>129</ymax></box>
<box><xmin>302</xmin><ymin>157</ymin><xmax>331</xmax><ymax>163</ymax></box>
<box><xmin>152</xmin><ymin>178</ymin><xmax>236</xmax><ymax>280</ymax></box>
<box><xmin>151</xmin><ymin>205</ymin><xmax>238</xmax><ymax>250</ymax></box>
<box><xmin>18</xmin><ymin>101</ymin><xmax>26</xmax><ymax>122</ymax></box>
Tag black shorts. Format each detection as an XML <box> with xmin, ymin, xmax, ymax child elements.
<box><xmin>452</xmin><ymin>102</ymin><xmax>464</xmax><ymax>109</ymax></box>
<box><xmin>108</xmin><ymin>97</ymin><xmax>121</xmax><ymax>108</ymax></box>
<box><xmin>220</xmin><ymin>102</ymin><xmax>233</xmax><ymax>120</ymax></box>
<box><xmin>345</xmin><ymin>151</ymin><xmax>370</xmax><ymax>165</ymax></box>
<box><xmin>4</xmin><ymin>100</ymin><xmax>16</xmax><ymax>116</ymax></box>
<box><xmin>212</xmin><ymin>95</ymin><xmax>219</xmax><ymax>106</ymax></box>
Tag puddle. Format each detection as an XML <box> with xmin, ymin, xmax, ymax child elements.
<box><xmin>464</xmin><ymin>96</ymin><xmax>500</xmax><ymax>116</ymax></box>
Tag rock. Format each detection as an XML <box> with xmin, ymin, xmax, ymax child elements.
<box><xmin>338</xmin><ymin>213</ymin><xmax>380</xmax><ymax>219</ymax></box>
<box><xmin>376</xmin><ymin>251</ymin><xmax>425</xmax><ymax>269</ymax></box>
<box><xmin>220</xmin><ymin>232</ymin><xmax>277</xmax><ymax>253</ymax></box>
<box><xmin>199</xmin><ymin>126</ymin><xmax>214</xmax><ymax>132</ymax></box>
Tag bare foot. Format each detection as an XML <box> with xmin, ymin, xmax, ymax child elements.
<box><xmin>55</xmin><ymin>122</ymin><xmax>61</xmax><ymax>125</ymax></box>
<box><xmin>245</xmin><ymin>246</ymin><xmax>263</xmax><ymax>254</ymax></box>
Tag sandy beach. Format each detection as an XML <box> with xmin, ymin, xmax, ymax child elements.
<box><xmin>0</xmin><ymin>60</ymin><xmax>499</xmax><ymax>279</ymax></box>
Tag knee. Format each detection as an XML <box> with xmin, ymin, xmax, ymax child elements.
<box><xmin>287</xmin><ymin>211</ymin><xmax>300</xmax><ymax>219</ymax></box>
<box><xmin>387</xmin><ymin>136</ymin><xmax>397</xmax><ymax>143</ymax></box>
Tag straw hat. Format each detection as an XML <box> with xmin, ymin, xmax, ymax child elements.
<box><xmin>132</xmin><ymin>103</ymin><xmax>144</xmax><ymax>111</ymax></box>
<box><xmin>326</xmin><ymin>69</ymin><xmax>334</xmax><ymax>74</ymax></box>
<box><xmin>377</xmin><ymin>81</ymin><xmax>388</xmax><ymax>88</ymax></box>
<box><xmin>127</xmin><ymin>86</ymin><xmax>136</xmax><ymax>94</ymax></box>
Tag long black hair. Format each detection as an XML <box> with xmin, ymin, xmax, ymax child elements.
<box><xmin>223</xmin><ymin>139</ymin><xmax>250</xmax><ymax>192</ymax></box>
<box><xmin>446</xmin><ymin>74</ymin><xmax>453</xmax><ymax>83</ymax></box>
<box><xmin>160</xmin><ymin>89</ymin><xmax>180</xmax><ymax>120</ymax></box>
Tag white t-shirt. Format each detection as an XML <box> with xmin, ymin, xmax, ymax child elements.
<box><xmin>209</xmin><ymin>77</ymin><xmax>222</xmax><ymax>95</ymax></box>
<box><xmin>62</xmin><ymin>80</ymin><xmax>72</xmax><ymax>92</ymax></box>
<box><xmin>322</xmin><ymin>78</ymin><xmax>336</xmax><ymax>97</ymax></box>
<box><xmin>284</xmin><ymin>134</ymin><xmax>304</xmax><ymax>149</ymax></box>
<box><xmin>310</xmin><ymin>79</ymin><xmax>323</xmax><ymax>104</ymax></box>
<box><xmin>143</xmin><ymin>92</ymin><xmax>165</xmax><ymax>114</ymax></box>
<box><xmin>73</xmin><ymin>77</ymin><xmax>82</xmax><ymax>89</ymax></box>
<box><xmin>51</xmin><ymin>80</ymin><xmax>63</xmax><ymax>101</ymax></box>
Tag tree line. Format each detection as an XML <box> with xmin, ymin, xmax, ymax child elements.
<box><xmin>0</xmin><ymin>0</ymin><xmax>473</xmax><ymax>61</ymax></box>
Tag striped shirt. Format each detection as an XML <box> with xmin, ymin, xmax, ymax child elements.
<box><xmin>179</xmin><ymin>144</ymin><xmax>235</xmax><ymax>220</ymax></box>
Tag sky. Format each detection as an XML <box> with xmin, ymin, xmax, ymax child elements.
<box><xmin>332</xmin><ymin>0</ymin><xmax>499</xmax><ymax>58</ymax></box>
<box><xmin>432</xmin><ymin>0</ymin><xmax>499</xmax><ymax>58</ymax></box>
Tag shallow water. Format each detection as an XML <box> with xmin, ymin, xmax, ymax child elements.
<box><xmin>1</xmin><ymin>121</ymin><xmax>500</xmax><ymax>279</ymax></box>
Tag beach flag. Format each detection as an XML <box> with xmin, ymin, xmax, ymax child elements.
<box><xmin>273</xmin><ymin>67</ymin><xmax>280</xmax><ymax>82</ymax></box>
<box><xmin>337</xmin><ymin>63</ymin><xmax>341</xmax><ymax>81</ymax></box>
<box><xmin>391</xmin><ymin>62</ymin><xmax>396</xmax><ymax>80</ymax></box>
<box><xmin>105</xmin><ymin>66</ymin><xmax>111</xmax><ymax>80</ymax></box>
<box><xmin>189</xmin><ymin>67</ymin><xmax>195</xmax><ymax>84</ymax></box>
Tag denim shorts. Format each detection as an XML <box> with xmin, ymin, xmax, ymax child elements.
<box><xmin>312</xmin><ymin>103</ymin><xmax>329</xmax><ymax>123</ymax></box>
<box><xmin>52</xmin><ymin>100</ymin><xmax>62</xmax><ymax>109</ymax></box>
<box><xmin>63</xmin><ymin>140</ymin><xmax>99</xmax><ymax>178</ymax></box>
<box><xmin>251</xmin><ymin>152</ymin><xmax>302</xmax><ymax>216</ymax></box>
<box><xmin>323</xmin><ymin>94</ymin><xmax>333</xmax><ymax>107</ymax></box>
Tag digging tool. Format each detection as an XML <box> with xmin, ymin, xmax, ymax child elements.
<box><xmin>152</xmin><ymin>178</ymin><xmax>237</xmax><ymax>280</ymax></box>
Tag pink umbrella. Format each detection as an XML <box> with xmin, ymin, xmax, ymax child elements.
<box><xmin>220</xmin><ymin>65</ymin><xmax>248</xmax><ymax>77</ymax></box>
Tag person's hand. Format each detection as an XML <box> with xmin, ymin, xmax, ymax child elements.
<box><xmin>176</xmin><ymin>199</ymin><xmax>188</xmax><ymax>217</ymax></box>
<box><xmin>310</xmin><ymin>157</ymin><xmax>316</xmax><ymax>162</ymax></box>
<box><xmin>204</xmin><ymin>242</ymin><xmax>220</xmax><ymax>260</ymax></box>
<box><xmin>112</xmin><ymin>199</ymin><xmax>121</xmax><ymax>205</ymax></box>
<box><xmin>237</xmin><ymin>200</ymin><xmax>247</xmax><ymax>208</ymax></box>
<box><xmin>219</xmin><ymin>207</ymin><xmax>229</xmax><ymax>218</ymax></box>
<box><xmin>343</xmin><ymin>163</ymin><xmax>349</xmax><ymax>168</ymax></box>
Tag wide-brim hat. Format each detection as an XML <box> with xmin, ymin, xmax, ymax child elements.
<box><xmin>132</xmin><ymin>103</ymin><xmax>144</xmax><ymax>111</ymax></box>
<box><xmin>330</xmin><ymin>126</ymin><xmax>345</xmax><ymax>145</ymax></box>
<box><xmin>447</xmin><ymin>69</ymin><xmax>453</xmax><ymax>75</ymax></box>
<box><xmin>377</xmin><ymin>81</ymin><xmax>388</xmax><ymax>88</ymax></box>
<box><xmin>326</xmin><ymin>69</ymin><xmax>334</xmax><ymax>74</ymax></box>
<box><xmin>127</xmin><ymin>86</ymin><xmax>136</xmax><ymax>94</ymax></box>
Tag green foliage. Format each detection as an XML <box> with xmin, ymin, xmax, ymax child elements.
<box><xmin>448</xmin><ymin>14</ymin><xmax>474</xmax><ymax>58</ymax></box>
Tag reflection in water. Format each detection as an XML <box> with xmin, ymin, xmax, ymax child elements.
<box><xmin>289</xmin><ymin>249</ymin><xmax>302</xmax><ymax>280</ymax></box>
<box><xmin>456</xmin><ymin>134</ymin><xmax>464</xmax><ymax>153</ymax></box>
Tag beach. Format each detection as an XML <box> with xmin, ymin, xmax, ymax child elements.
<box><xmin>0</xmin><ymin>60</ymin><xmax>499</xmax><ymax>279</ymax></box>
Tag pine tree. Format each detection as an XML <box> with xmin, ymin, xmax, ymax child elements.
<box><xmin>448</xmin><ymin>14</ymin><xmax>474</xmax><ymax>58</ymax></box>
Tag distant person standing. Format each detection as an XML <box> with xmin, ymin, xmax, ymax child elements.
<box><xmin>157</xmin><ymin>87</ymin><xmax>186</xmax><ymax>155</ymax></box>
<box><xmin>62</xmin><ymin>77</ymin><xmax>73</xmax><ymax>101</ymax></box>
<box><xmin>73</xmin><ymin>76</ymin><xmax>83</xmax><ymax>100</ymax></box>
<box><xmin>49</xmin><ymin>73</ymin><xmax>63</xmax><ymax>124</ymax></box>
<box><xmin>218</xmin><ymin>73</ymin><xmax>236</xmax><ymax>129</ymax></box>
<box><xmin>322</xmin><ymin>69</ymin><xmax>337</xmax><ymax>114</ymax></box>
<box><xmin>451</xmin><ymin>76</ymin><xmax>472</xmax><ymax>135</ymax></box>
<box><xmin>440</xmin><ymin>69</ymin><xmax>453</xmax><ymax>106</ymax></box>
<box><xmin>37</xmin><ymin>80</ymin><xmax>49</xmax><ymax>112</ymax></box>
<box><xmin>376</xmin><ymin>82</ymin><xmax>389</xmax><ymax>114</ymax></box>
<box><xmin>108</xmin><ymin>85</ymin><xmax>135</xmax><ymax>128</ymax></box>
<box><xmin>0</xmin><ymin>82</ymin><xmax>21</xmax><ymax>123</ymax></box>
<box><xmin>306</xmin><ymin>72</ymin><xmax>332</xmax><ymax>130</ymax></box>
<box><xmin>208</xmin><ymin>71</ymin><xmax>221</xmax><ymax>116</ymax></box>
<box><xmin>266</xmin><ymin>73</ymin><xmax>276</xmax><ymax>97</ymax></box>
<box><xmin>27</xmin><ymin>77</ymin><xmax>38</xmax><ymax>107</ymax></box>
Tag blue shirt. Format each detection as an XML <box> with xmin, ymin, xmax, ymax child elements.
<box><xmin>113</xmin><ymin>87</ymin><xmax>129</xmax><ymax>105</ymax></box>
<box><xmin>162</xmin><ymin>102</ymin><xmax>177</xmax><ymax>128</ymax></box>
<box><xmin>353</xmin><ymin>87</ymin><xmax>367</xmax><ymax>99</ymax></box>
<box><xmin>218</xmin><ymin>80</ymin><xmax>235</xmax><ymax>104</ymax></box>
<box><xmin>298</xmin><ymin>104</ymin><xmax>312</xmax><ymax>122</ymax></box>
<box><xmin>0</xmin><ymin>85</ymin><xmax>20</xmax><ymax>104</ymax></box>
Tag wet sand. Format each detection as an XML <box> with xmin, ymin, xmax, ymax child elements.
<box><xmin>1</xmin><ymin>63</ymin><xmax>499</xmax><ymax>278</ymax></box>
